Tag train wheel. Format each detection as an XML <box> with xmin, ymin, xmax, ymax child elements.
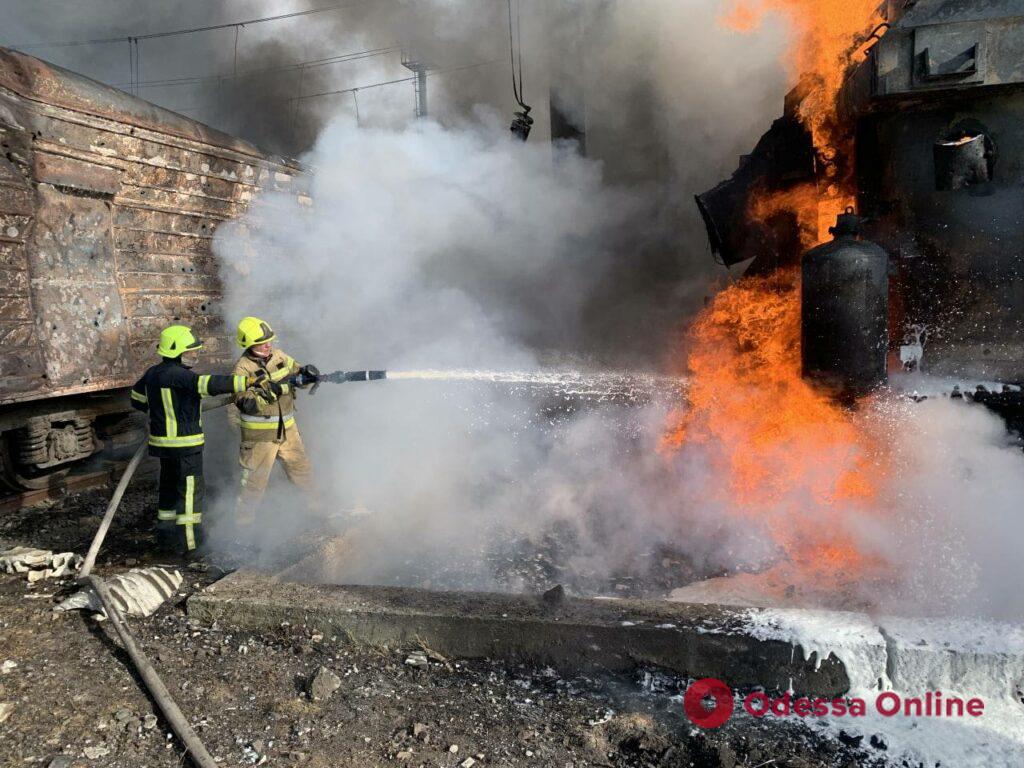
<box><xmin>0</xmin><ymin>433</ymin><xmax>72</xmax><ymax>491</ymax></box>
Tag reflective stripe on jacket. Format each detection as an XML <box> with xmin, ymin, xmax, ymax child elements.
<box><xmin>239</xmin><ymin>412</ymin><xmax>297</xmax><ymax>431</ymax></box>
<box><xmin>131</xmin><ymin>358</ymin><xmax>246</xmax><ymax>457</ymax></box>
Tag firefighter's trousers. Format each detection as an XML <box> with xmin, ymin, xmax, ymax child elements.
<box><xmin>235</xmin><ymin>427</ymin><xmax>313</xmax><ymax>526</ymax></box>
<box><xmin>156</xmin><ymin>452</ymin><xmax>205</xmax><ymax>552</ymax></box>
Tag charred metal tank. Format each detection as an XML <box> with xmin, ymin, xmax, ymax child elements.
<box><xmin>698</xmin><ymin>0</ymin><xmax>1024</xmax><ymax>387</ymax></box>
<box><xmin>0</xmin><ymin>48</ymin><xmax>303</xmax><ymax>489</ymax></box>
<box><xmin>801</xmin><ymin>209</ymin><xmax>889</xmax><ymax>396</ymax></box>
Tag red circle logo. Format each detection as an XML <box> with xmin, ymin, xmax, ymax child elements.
<box><xmin>683</xmin><ymin>678</ymin><xmax>734</xmax><ymax>728</ymax></box>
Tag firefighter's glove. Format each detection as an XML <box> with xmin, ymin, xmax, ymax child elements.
<box><xmin>254</xmin><ymin>378</ymin><xmax>283</xmax><ymax>403</ymax></box>
<box><xmin>237</xmin><ymin>395</ymin><xmax>260</xmax><ymax>416</ymax></box>
<box><xmin>291</xmin><ymin>364</ymin><xmax>321</xmax><ymax>389</ymax></box>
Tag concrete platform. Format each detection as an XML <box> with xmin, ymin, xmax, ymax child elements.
<box><xmin>187</xmin><ymin>569</ymin><xmax>850</xmax><ymax>696</ymax></box>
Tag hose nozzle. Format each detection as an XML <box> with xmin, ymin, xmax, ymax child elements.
<box><xmin>343</xmin><ymin>370</ymin><xmax>387</xmax><ymax>382</ymax></box>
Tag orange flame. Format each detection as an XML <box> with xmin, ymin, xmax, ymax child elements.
<box><xmin>749</xmin><ymin>181</ymin><xmax>855</xmax><ymax>251</ymax></box>
<box><xmin>662</xmin><ymin>3</ymin><xmax>889</xmax><ymax>584</ymax></box>
<box><xmin>721</xmin><ymin>0</ymin><xmax>882</xmax><ymax>153</ymax></box>
<box><xmin>662</xmin><ymin>272</ymin><xmax>883</xmax><ymax>573</ymax></box>
<box><xmin>724</xmin><ymin>0</ymin><xmax>883</xmax><ymax>245</ymax></box>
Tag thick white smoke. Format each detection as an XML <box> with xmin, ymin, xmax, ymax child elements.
<box><xmin>212</xmin><ymin>112</ymin><xmax>687</xmax><ymax>589</ymax></box>
<box><xmin>201</xmin><ymin>2</ymin><xmax>1024</xmax><ymax>621</ymax></box>
<box><xmin>219</xmin><ymin>113</ymin><xmax>646</xmax><ymax>366</ymax></box>
<box><xmin>876</xmin><ymin>397</ymin><xmax>1024</xmax><ymax>620</ymax></box>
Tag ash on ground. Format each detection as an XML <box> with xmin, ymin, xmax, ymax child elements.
<box><xmin>307</xmin><ymin>518</ymin><xmax>714</xmax><ymax>599</ymax></box>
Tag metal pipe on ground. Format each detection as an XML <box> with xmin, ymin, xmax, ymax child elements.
<box><xmin>79</xmin><ymin>441</ymin><xmax>146</xmax><ymax>578</ymax></box>
<box><xmin>87</xmin><ymin>575</ymin><xmax>218</xmax><ymax>768</ymax></box>
<box><xmin>77</xmin><ymin>395</ymin><xmax>235</xmax><ymax>768</ymax></box>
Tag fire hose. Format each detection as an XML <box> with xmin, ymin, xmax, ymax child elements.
<box><xmin>86</xmin><ymin>574</ymin><xmax>218</xmax><ymax>768</ymax></box>
<box><xmin>78</xmin><ymin>394</ymin><xmax>232</xmax><ymax>768</ymax></box>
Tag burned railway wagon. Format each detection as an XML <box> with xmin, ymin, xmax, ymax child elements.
<box><xmin>698</xmin><ymin>0</ymin><xmax>1024</xmax><ymax>388</ymax></box>
<box><xmin>0</xmin><ymin>48</ymin><xmax>301</xmax><ymax>489</ymax></box>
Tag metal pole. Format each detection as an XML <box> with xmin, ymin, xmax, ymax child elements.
<box><xmin>351</xmin><ymin>89</ymin><xmax>361</xmax><ymax>126</ymax></box>
<box><xmin>87</xmin><ymin>576</ymin><xmax>218</xmax><ymax>768</ymax></box>
<box><xmin>416</xmin><ymin>66</ymin><xmax>427</xmax><ymax>118</ymax></box>
<box><xmin>80</xmin><ymin>441</ymin><xmax>147</xmax><ymax>578</ymax></box>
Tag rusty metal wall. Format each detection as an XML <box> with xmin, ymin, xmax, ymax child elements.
<box><xmin>0</xmin><ymin>48</ymin><xmax>302</xmax><ymax>407</ymax></box>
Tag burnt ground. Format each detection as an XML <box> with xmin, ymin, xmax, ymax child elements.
<box><xmin>0</xmin><ymin>480</ymin><xmax>884</xmax><ymax>768</ymax></box>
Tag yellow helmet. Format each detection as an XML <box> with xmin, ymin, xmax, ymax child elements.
<box><xmin>236</xmin><ymin>316</ymin><xmax>276</xmax><ymax>349</ymax></box>
<box><xmin>157</xmin><ymin>325</ymin><xmax>203</xmax><ymax>358</ymax></box>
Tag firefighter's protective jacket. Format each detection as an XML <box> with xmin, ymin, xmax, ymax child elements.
<box><xmin>231</xmin><ymin>349</ymin><xmax>302</xmax><ymax>442</ymax></box>
<box><xmin>131</xmin><ymin>358</ymin><xmax>247</xmax><ymax>456</ymax></box>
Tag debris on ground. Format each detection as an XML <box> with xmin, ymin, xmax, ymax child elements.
<box><xmin>0</xmin><ymin>547</ymin><xmax>81</xmax><ymax>582</ymax></box>
<box><xmin>542</xmin><ymin>582</ymin><xmax>566</xmax><ymax>606</ymax></box>
<box><xmin>307</xmin><ymin>665</ymin><xmax>341</xmax><ymax>701</ymax></box>
<box><xmin>404</xmin><ymin>651</ymin><xmax>429</xmax><ymax>669</ymax></box>
<box><xmin>55</xmin><ymin>567</ymin><xmax>182</xmax><ymax>617</ymax></box>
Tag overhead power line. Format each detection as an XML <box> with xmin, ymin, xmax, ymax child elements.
<box><xmin>293</xmin><ymin>58</ymin><xmax>503</xmax><ymax>102</ymax></box>
<box><xmin>109</xmin><ymin>45</ymin><xmax>401</xmax><ymax>90</ymax></box>
<box><xmin>5</xmin><ymin>1</ymin><xmax>371</xmax><ymax>50</ymax></box>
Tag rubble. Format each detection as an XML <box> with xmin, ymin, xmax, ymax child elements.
<box><xmin>55</xmin><ymin>567</ymin><xmax>182</xmax><ymax>618</ymax></box>
<box><xmin>404</xmin><ymin>651</ymin><xmax>429</xmax><ymax>669</ymax></box>
<box><xmin>0</xmin><ymin>701</ymin><xmax>14</xmax><ymax>723</ymax></box>
<box><xmin>541</xmin><ymin>583</ymin><xmax>565</xmax><ymax>606</ymax></box>
<box><xmin>307</xmin><ymin>666</ymin><xmax>341</xmax><ymax>701</ymax></box>
<box><xmin>0</xmin><ymin>547</ymin><xmax>81</xmax><ymax>581</ymax></box>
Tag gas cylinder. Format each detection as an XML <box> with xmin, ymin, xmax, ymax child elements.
<box><xmin>801</xmin><ymin>208</ymin><xmax>889</xmax><ymax>396</ymax></box>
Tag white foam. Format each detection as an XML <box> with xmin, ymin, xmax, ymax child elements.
<box><xmin>744</xmin><ymin>608</ymin><xmax>1024</xmax><ymax>767</ymax></box>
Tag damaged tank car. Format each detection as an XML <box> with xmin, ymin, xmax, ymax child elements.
<box><xmin>0</xmin><ymin>47</ymin><xmax>302</xmax><ymax>490</ymax></box>
<box><xmin>697</xmin><ymin>0</ymin><xmax>1024</xmax><ymax>393</ymax></box>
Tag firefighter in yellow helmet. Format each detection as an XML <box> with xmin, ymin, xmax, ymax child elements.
<box><xmin>131</xmin><ymin>325</ymin><xmax>250</xmax><ymax>554</ymax></box>
<box><xmin>230</xmin><ymin>317</ymin><xmax>320</xmax><ymax>531</ymax></box>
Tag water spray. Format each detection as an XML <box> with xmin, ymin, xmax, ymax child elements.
<box><xmin>295</xmin><ymin>366</ymin><xmax>686</xmax><ymax>401</ymax></box>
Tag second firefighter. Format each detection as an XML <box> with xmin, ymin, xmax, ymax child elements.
<box><xmin>230</xmin><ymin>316</ymin><xmax>320</xmax><ymax>530</ymax></box>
